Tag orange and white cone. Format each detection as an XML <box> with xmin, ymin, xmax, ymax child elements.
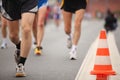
<box><xmin>90</xmin><ymin>29</ymin><xmax>116</xmax><ymax>76</ymax></box>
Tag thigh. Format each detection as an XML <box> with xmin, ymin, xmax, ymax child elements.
<box><xmin>1</xmin><ymin>16</ymin><xmax>7</xmax><ymax>26</ymax></box>
<box><xmin>7</xmin><ymin>20</ymin><xmax>19</xmax><ymax>35</ymax></box>
<box><xmin>62</xmin><ymin>10</ymin><xmax>72</xmax><ymax>28</ymax></box>
<box><xmin>38</xmin><ymin>6</ymin><xmax>47</xmax><ymax>24</ymax></box>
<box><xmin>33</xmin><ymin>14</ymin><xmax>38</xmax><ymax>28</ymax></box>
<box><xmin>75</xmin><ymin>9</ymin><xmax>85</xmax><ymax>23</ymax></box>
<box><xmin>20</xmin><ymin>0</ymin><xmax>37</xmax><ymax>28</ymax></box>
<box><xmin>37</xmin><ymin>0</ymin><xmax>48</xmax><ymax>23</ymax></box>
<box><xmin>21</xmin><ymin>13</ymin><xmax>35</xmax><ymax>28</ymax></box>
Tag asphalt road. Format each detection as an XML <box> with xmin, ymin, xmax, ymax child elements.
<box><xmin>0</xmin><ymin>19</ymin><xmax>119</xmax><ymax>80</ymax></box>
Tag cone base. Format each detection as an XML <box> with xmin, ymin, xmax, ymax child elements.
<box><xmin>90</xmin><ymin>70</ymin><xmax>116</xmax><ymax>75</ymax></box>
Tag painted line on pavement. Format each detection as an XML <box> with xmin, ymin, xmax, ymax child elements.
<box><xmin>107</xmin><ymin>32</ymin><xmax>120</xmax><ymax>80</ymax></box>
<box><xmin>75</xmin><ymin>37</ymin><xmax>98</xmax><ymax>80</ymax></box>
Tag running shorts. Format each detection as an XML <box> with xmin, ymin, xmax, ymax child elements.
<box><xmin>61</xmin><ymin>0</ymin><xmax>87</xmax><ymax>13</ymax></box>
<box><xmin>1</xmin><ymin>0</ymin><xmax>38</xmax><ymax>21</ymax></box>
<box><xmin>38</xmin><ymin>0</ymin><xmax>48</xmax><ymax>9</ymax></box>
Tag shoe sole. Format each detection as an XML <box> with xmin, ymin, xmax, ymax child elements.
<box><xmin>70</xmin><ymin>55</ymin><xmax>77</xmax><ymax>60</ymax></box>
<box><xmin>1</xmin><ymin>47</ymin><xmax>5</xmax><ymax>49</ymax></box>
<box><xmin>16</xmin><ymin>73</ymin><xmax>26</xmax><ymax>77</ymax></box>
<box><xmin>0</xmin><ymin>46</ymin><xmax>7</xmax><ymax>49</ymax></box>
<box><xmin>70</xmin><ymin>57</ymin><xmax>77</xmax><ymax>60</ymax></box>
<box><xmin>35</xmin><ymin>52</ymin><xmax>41</xmax><ymax>55</ymax></box>
<box><xmin>34</xmin><ymin>49</ymin><xmax>42</xmax><ymax>55</ymax></box>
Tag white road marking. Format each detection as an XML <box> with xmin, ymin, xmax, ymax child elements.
<box><xmin>107</xmin><ymin>32</ymin><xmax>120</xmax><ymax>80</ymax></box>
<box><xmin>75</xmin><ymin>37</ymin><xmax>98</xmax><ymax>80</ymax></box>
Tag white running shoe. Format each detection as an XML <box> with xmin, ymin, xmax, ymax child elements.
<box><xmin>0</xmin><ymin>43</ymin><xmax>7</xmax><ymax>49</ymax></box>
<box><xmin>67</xmin><ymin>38</ymin><xmax>72</xmax><ymax>49</ymax></box>
<box><xmin>69</xmin><ymin>49</ymin><xmax>77</xmax><ymax>60</ymax></box>
<box><xmin>16</xmin><ymin>64</ymin><xmax>26</xmax><ymax>77</ymax></box>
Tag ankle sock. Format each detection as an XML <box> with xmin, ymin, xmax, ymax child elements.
<box><xmin>19</xmin><ymin>57</ymin><xmax>26</xmax><ymax>65</ymax></box>
<box><xmin>71</xmin><ymin>45</ymin><xmax>77</xmax><ymax>51</ymax></box>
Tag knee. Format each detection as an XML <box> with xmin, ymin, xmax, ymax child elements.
<box><xmin>37</xmin><ymin>22</ymin><xmax>44</xmax><ymax>28</ymax></box>
<box><xmin>22</xmin><ymin>26</ymin><xmax>32</xmax><ymax>39</ymax></box>
<box><xmin>22</xmin><ymin>24</ymin><xmax>32</xmax><ymax>35</ymax></box>
<box><xmin>23</xmin><ymin>27</ymin><xmax>31</xmax><ymax>36</ymax></box>
<box><xmin>75</xmin><ymin>19</ymin><xmax>82</xmax><ymax>27</ymax></box>
<box><xmin>64</xmin><ymin>26</ymin><xmax>71</xmax><ymax>35</ymax></box>
<box><xmin>75</xmin><ymin>14</ymin><xmax>84</xmax><ymax>27</ymax></box>
<box><xmin>9</xmin><ymin>32</ymin><xmax>18</xmax><ymax>41</ymax></box>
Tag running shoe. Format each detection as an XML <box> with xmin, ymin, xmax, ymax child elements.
<box><xmin>67</xmin><ymin>37</ymin><xmax>72</xmax><ymax>49</ymax></box>
<box><xmin>32</xmin><ymin>42</ymin><xmax>43</xmax><ymax>50</ymax></box>
<box><xmin>0</xmin><ymin>43</ymin><xmax>7</xmax><ymax>49</ymax></box>
<box><xmin>14</xmin><ymin>49</ymin><xmax>20</xmax><ymax>64</ymax></box>
<box><xmin>16</xmin><ymin>63</ymin><xmax>26</xmax><ymax>77</ymax></box>
<box><xmin>32</xmin><ymin>42</ymin><xmax>37</xmax><ymax>49</ymax></box>
<box><xmin>69</xmin><ymin>49</ymin><xmax>77</xmax><ymax>60</ymax></box>
<box><xmin>34</xmin><ymin>47</ymin><xmax>42</xmax><ymax>55</ymax></box>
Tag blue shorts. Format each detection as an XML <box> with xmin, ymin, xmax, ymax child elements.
<box><xmin>38</xmin><ymin>0</ymin><xmax>48</xmax><ymax>9</ymax></box>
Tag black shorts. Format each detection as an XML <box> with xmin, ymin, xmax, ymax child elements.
<box><xmin>61</xmin><ymin>0</ymin><xmax>87</xmax><ymax>13</ymax></box>
<box><xmin>1</xmin><ymin>0</ymin><xmax>38</xmax><ymax>21</ymax></box>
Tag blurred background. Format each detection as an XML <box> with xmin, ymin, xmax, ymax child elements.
<box><xmin>0</xmin><ymin>1</ymin><xmax>120</xmax><ymax>80</ymax></box>
<box><xmin>0</xmin><ymin>0</ymin><xmax>120</xmax><ymax>20</ymax></box>
<box><xmin>47</xmin><ymin>0</ymin><xmax>120</xmax><ymax>19</ymax></box>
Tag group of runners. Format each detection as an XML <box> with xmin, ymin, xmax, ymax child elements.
<box><xmin>0</xmin><ymin>0</ymin><xmax>87</xmax><ymax>77</ymax></box>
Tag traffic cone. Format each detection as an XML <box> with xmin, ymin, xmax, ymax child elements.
<box><xmin>90</xmin><ymin>29</ymin><xmax>116</xmax><ymax>75</ymax></box>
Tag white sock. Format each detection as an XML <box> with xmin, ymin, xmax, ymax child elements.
<box><xmin>71</xmin><ymin>45</ymin><xmax>77</xmax><ymax>52</ymax></box>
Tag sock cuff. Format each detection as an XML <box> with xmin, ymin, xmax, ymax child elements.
<box><xmin>19</xmin><ymin>57</ymin><xmax>27</xmax><ymax>65</ymax></box>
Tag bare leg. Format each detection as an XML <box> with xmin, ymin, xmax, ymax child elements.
<box><xmin>37</xmin><ymin>6</ymin><xmax>47</xmax><ymax>48</ymax></box>
<box><xmin>70</xmin><ymin>9</ymin><xmax>85</xmax><ymax>60</ymax></box>
<box><xmin>62</xmin><ymin>10</ymin><xmax>73</xmax><ymax>48</ymax></box>
<box><xmin>1</xmin><ymin>17</ymin><xmax>7</xmax><ymax>39</ymax></box>
<box><xmin>32</xmin><ymin>15</ymin><xmax>37</xmax><ymax>44</ymax></box>
<box><xmin>0</xmin><ymin>17</ymin><xmax>8</xmax><ymax>48</ymax></box>
<box><xmin>73</xmin><ymin>9</ymin><xmax>85</xmax><ymax>45</ymax></box>
<box><xmin>20</xmin><ymin>13</ymin><xmax>35</xmax><ymax>58</ymax></box>
<box><xmin>7</xmin><ymin>20</ymin><xmax>20</xmax><ymax>45</ymax></box>
<box><xmin>62</xmin><ymin>10</ymin><xmax>72</xmax><ymax>35</ymax></box>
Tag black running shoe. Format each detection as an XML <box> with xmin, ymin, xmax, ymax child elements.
<box><xmin>14</xmin><ymin>49</ymin><xmax>20</xmax><ymax>64</ymax></box>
